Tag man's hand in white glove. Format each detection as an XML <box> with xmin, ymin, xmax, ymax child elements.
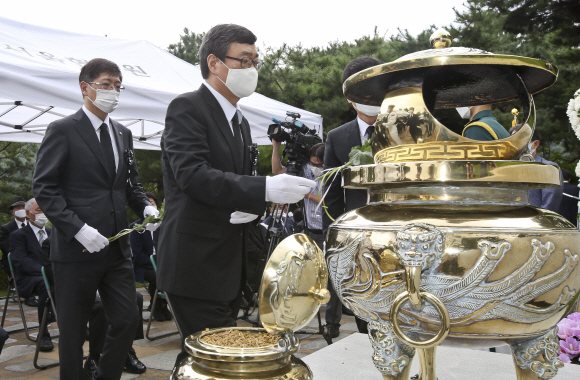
<box><xmin>230</xmin><ymin>211</ymin><xmax>259</xmax><ymax>224</ymax></box>
<box><xmin>266</xmin><ymin>174</ymin><xmax>317</xmax><ymax>204</ymax></box>
<box><xmin>75</xmin><ymin>224</ymin><xmax>109</xmax><ymax>253</ymax></box>
<box><xmin>143</xmin><ymin>205</ymin><xmax>161</xmax><ymax>231</ymax></box>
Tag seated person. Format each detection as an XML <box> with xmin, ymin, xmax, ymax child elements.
<box><xmin>261</xmin><ymin>203</ymin><xmax>295</xmax><ymax>238</ymax></box>
<box><xmin>9</xmin><ymin>198</ymin><xmax>54</xmax><ymax>351</ymax></box>
<box><xmin>0</xmin><ymin>326</ymin><xmax>7</xmax><ymax>355</ymax></box>
<box><xmin>459</xmin><ymin>104</ymin><xmax>510</xmax><ymax>141</ymax></box>
<box><xmin>130</xmin><ymin>192</ymin><xmax>171</xmax><ymax>322</ymax></box>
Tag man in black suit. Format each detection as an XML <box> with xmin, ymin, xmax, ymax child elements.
<box><xmin>32</xmin><ymin>58</ymin><xmax>155</xmax><ymax>380</ymax></box>
<box><xmin>558</xmin><ymin>168</ymin><xmax>579</xmax><ymax>226</ymax></box>
<box><xmin>158</xmin><ymin>24</ymin><xmax>315</xmax><ymax>368</ymax></box>
<box><xmin>323</xmin><ymin>57</ymin><xmax>384</xmax><ymax>334</ymax></box>
<box><xmin>0</xmin><ymin>196</ymin><xmax>27</xmax><ymax>275</ymax></box>
<box><xmin>9</xmin><ymin>198</ymin><xmax>54</xmax><ymax>351</ymax></box>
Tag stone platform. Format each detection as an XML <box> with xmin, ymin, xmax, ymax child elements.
<box><xmin>303</xmin><ymin>333</ymin><xmax>580</xmax><ymax>380</ymax></box>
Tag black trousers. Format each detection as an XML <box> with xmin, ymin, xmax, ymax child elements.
<box><xmin>29</xmin><ymin>278</ymin><xmax>52</xmax><ymax>332</ymax></box>
<box><xmin>0</xmin><ymin>326</ymin><xmax>7</xmax><ymax>355</ymax></box>
<box><xmin>53</xmin><ymin>241</ymin><xmax>139</xmax><ymax>380</ymax></box>
<box><xmin>167</xmin><ymin>292</ymin><xmax>242</xmax><ymax>369</ymax></box>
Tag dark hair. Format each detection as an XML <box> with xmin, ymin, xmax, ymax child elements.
<box><xmin>199</xmin><ymin>24</ymin><xmax>257</xmax><ymax>79</ymax></box>
<box><xmin>562</xmin><ymin>168</ymin><xmax>571</xmax><ymax>181</ymax></box>
<box><xmin>531</xmin><ymin>128</ymin><xmax>541</xmax><ymax>142</ymax></box>
<box><xmin>79</xmin><ymin>58</ymin><xmax>123</xmax><ymax>84</ymax></box>
<box><xmin>145</xmin><ymin>192</ymin><xmax>158</xmax><ymax>206</ymax></box>
<box><xmin>342</xmin><ymin>57</ymin><xmax>384</xmax><ymax>84</ymax></box>
<box><xmin>309</xmin><ymin>143</ymin><xmax>325</xmax><ymax>162</ymax></box>
<box><xmin>292</xmin><ymin>208</ymin><xmax>304</xmax><ymax>223</ymax></box>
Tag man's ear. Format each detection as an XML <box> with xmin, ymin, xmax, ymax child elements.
<box><xmin>532</xmin><ymin>140</ymin><xmax>540</xmax><ymax>150</ymax></box>
<box><xmin>80</xmin><ymin>82</ymin><xmax>89</xmax><ymax>97</ymax></box>
<box><xmin>207</xmin><ymin>54</ymin><xmax>219</xmax><ymax>76</ymax></box>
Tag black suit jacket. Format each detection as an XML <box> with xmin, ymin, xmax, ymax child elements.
<box><xmin>323</xmin><ymin>119</ymin><xmax>368</xmax><ymax>230</ymax></box>
<box><xmin>130</xmin><ymin>219</ymin><xmax>158</xmax><ymax>283</ymax></box>
<box><xmin>158</xmin><ymin>84</ymin><xmax>266</xmax><ymax>301</ymax></box>
<box><xmin>0</xmin><ymin>220</ymin><xmax>19</xmax><ymax>272</ymax></box>
<box><xmin>558</xmin><ymin>182</ymin><xmax>579</xmax><ymax>226</ymax></box>
<box><xmin>9</xmin><ymin>225</ymin><xmax>51</xmax><ymax>297</ymax></box>
<box><xmin>32</xmin><ymin>108</ymin><xmax>151</xmax><ymax>262</ymax></box>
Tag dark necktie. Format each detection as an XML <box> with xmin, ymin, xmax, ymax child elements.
<box><xmin>21</xmin><ymin>223</ymin><xmax>25</xmax><ymax>228</ymax></box>
<box><xmin>365</xmin><ymin>125</ymin><xmax>375</xmax><ymax>141</ymax></box>
<box><xmin>99</xmin><ymin>123</ymin><xmax>116</xmax><ymax>180</ymax></box>
<box><xmin>231</xmin><ymin>112</ymin><xmax>244</xmax><ymax>163</ymax></box>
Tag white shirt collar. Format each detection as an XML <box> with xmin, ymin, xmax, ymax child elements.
<box><xmin>357</xmin><ymin>116</ymin><xmax>374</xmax><ymax>143</ymax></box>
<box><xmin>15</xmin><ymin>219</ymin><xmax>26</xmax><ymax>228</ymax></box>
<box><xmin>82</xmin><ymin>105</ymin><xmax>110</xmax><ymax>131</ymax></box>
<box><xmin>203</xmin><ymin>82</ymin><xmax>242</xmax><ymax>124</ymax></box>
<box><xmin>28</xmin><ymin>221</ymin><xmax>46</xmax><ymax>237</ymax></box>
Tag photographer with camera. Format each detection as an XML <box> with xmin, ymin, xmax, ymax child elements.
<box><xmin>271</xmin><ymin>138</ymin><xmax>342</xmax><ymax>337</ymax></box>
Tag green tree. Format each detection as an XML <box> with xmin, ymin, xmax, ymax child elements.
<box><xmin>167</xmin><ymin>28</ymin><xmax>205</xmax><ymax>65</ymax></box>
<box><xmin>0</xmin><ymin>142</ymin><xmax>37</xmax><ymax>225</ymax></box>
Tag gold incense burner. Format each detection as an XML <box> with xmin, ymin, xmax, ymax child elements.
<box><xmin>172</xmin><ymin>234</ymin><xmax>330</xmax><ymax>380</ymax></box>
<box><xmin>326</xmin><ymin>30</ymin><xmax>579</xmax><ymax>380</ymax></box>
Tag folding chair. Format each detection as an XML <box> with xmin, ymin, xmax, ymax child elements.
<box><xmin>145</xmin><ymin>254</ymin><xmax>182</xmax><ymax>340</ymax></box>
<box><xmin>1</xmin><ymin>267</ymin><xmax>18</xmax><ymax>328</ymax></box>
<box><xmin>5</xmin><ymin>253</ymin><xmax>40</xmax><ymax>341</ymax></box>
<box><xmin>33</xmin><ymin>266</ymin><xmax>59</xmax><ymax>370</ymax></box>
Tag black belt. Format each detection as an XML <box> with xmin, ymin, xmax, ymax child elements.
<box><xmin>308</xmin><ymin>229</ymin><xmax>323</xmax><ymax>235</ymax></box>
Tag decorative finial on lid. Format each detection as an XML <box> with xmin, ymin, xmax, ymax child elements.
<box><xmin>430</xmin><ymin>28</ymin><xmax>452</xmax><ymax>49</ymax></box>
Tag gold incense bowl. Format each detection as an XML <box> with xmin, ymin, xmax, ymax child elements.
<box><xmin>326</xmin><ymin>31</ymin><xmax>576</xmax><ymax>380</ymax></box>
<box><xmin>172</xmin><ymin>234</ymin><xmax>328</xmax><ymax>380</ymax></box>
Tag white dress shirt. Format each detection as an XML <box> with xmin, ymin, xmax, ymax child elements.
<box><xmin>203</xmin><ymin>82</ymin><xmax>243</xmax><ymax>136</ymax></box>
<box><xmin>29</xmin><ymin>222</ymin><xmax>47</xmax><ymax>244</ymax></box>
<box><xmin>82</xmin><ymin>105</ymin><xmax>119</xmax><ymax>171</ymax></box>
<box><xmin>15</xmin><ymin>219</ymin><xmax>27</xmax><ymax>229</ymax></box>
<box><xmin>357</xmin><ymin>116</ymin><xmax>375</xmax><ymax>144</ymax></box>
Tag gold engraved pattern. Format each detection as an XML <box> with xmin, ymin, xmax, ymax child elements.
<box><xmin>374</xmin><ymin>142</ymin><xmax>519</xmax><ymax>163</ymax></box>
<box><xmin>368</xmin><ymin>321</ymin><xmax>415</xmax><ymax>378</ymax></box>
<box><xmin>510</xmin><ymin>326</ymin><xmax>564</xmax><ymax>380</ymax></box>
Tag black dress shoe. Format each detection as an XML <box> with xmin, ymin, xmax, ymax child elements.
<box><xmin>84</xmin><ymin>356</ymin><xmax>99</xmax><ymax>379</ymax></box>
<box><xmin>25</xmin><ymin>297</ymin><xmax>38</xmax><ymax>307</ymax></box>
<box><xmin>38</xmin><ymin>334</ymin><xmax>54</xmax><ymax>352</ymax></box>
<box><xmin>125</xmin><ymin>347</ymin><xmax>146</xmax><ymax>374</ymax></box>
<box><xmin>326</xmin><ymin>324</ymin><xmax>340</xmax><ymax>339</ymax></box>
<box><xmin>162</xmin><ymin>306</ymin><xmax>173</xmax><ymax>321</ymax></box>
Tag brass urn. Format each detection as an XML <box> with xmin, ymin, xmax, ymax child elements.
<box><xmin>172</xmin><ymin>234</ymin><xmax>330</xmax><ymax>380</ymax></box>
<box><xmin>326</xmin><ymin>30</ymin><xmax>580</xmax><ymax>380</ymax></box>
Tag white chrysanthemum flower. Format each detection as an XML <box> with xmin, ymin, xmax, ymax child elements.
<box><xmin>576</xmin><ymin>162</ymin><xmax>580</xmax><ymax>178</ymax></box>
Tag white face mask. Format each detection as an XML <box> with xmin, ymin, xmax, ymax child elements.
<box><xmin>87</xmin><ymin>84</ymin><xmax>120</xmax><ymax>114</ymax></box>
<box><xmin>14</xmin><ymin>209</ymin><xmax>26</xmax><ymax>219</ymax></box>
<box><xmin>528</xmin><ymin>141</ymin><xmax>537</xmax><ymax>154</ymax></box>
<box><xmin>354</xmin><ymin>103</ymin><xmax>380</xmax><ymax>117</ymax></box>
<box><xmin>217</xmin><ymin>60</ymin><xmax>258</xmax><ymax>98</ymax></box>
<box><xmin>456</xmin><ymin>106</ymin><xmax>473</xmax><ymax>119</ymax></box>
<box><xmin>32</xmin><ymin>213</ymin><xmax>48</xmax><ymax>228</ymax></box>
<box><xmin>311</xmin><ymin>166</ymin><xmax>323</xmax><ymax>178</ymax></box>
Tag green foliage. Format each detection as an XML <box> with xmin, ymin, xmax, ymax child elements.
<box><xmin>167</xmin><ymin>28</ymin><xmax>205</xmax><ymax>65</ymax></box>
<box><xmin>0</xmin><ymin>142</ymin><xmax>37</xmax><ymax>225</ymax></box>
<box><xmin>348</xmin><ymin>138</ymin><xmax>374</xmax><ymax>166</ymax></box>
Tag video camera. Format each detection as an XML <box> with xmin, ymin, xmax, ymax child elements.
<box><xmin>267</xmin><ymin>112</ymin><xmax>322</xmax><ymax>175</ymax></box>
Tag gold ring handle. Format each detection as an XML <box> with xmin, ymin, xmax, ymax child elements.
<box><xmin>390</xmin><ymin>290</ymin><xmax>450</xmax><ymax>348</ymax></box>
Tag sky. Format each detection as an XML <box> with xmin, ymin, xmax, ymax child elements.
<box><xmin>1</xmin><ymin>0</ymin><xmax>467</xmax><ymax>51</ymax></box>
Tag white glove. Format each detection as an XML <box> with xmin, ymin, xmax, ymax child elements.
<box><xmin>230</xmin><ymin>211</ymin><xmax>259</xmax><ymax>224</ymax></box>
<box><xmin>143</xmin><ymin>206</ymin><xmax>161</xmax><ymax>232</ymax></box>
<box><xmin>266</xmin><ymin>174</ymin><xmax>317</xmax><ymax>204</ymax></box>
<box><xmin>75</xmin><ymin>224</ymin><xmax>109</xmax><ymax>253</ymax></box>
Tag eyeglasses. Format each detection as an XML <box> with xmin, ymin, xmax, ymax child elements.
<box><xmin>88</xmin><ymin>82</ymin><xmax>125</xmax><ymax>92</ymax></box>
<box><xmin>225</xmin><ymin>56</ymin><xmax>264</xmax><ymax>71</ymax></box>
<box><xmin>310</xmin><ymin>161</ymin><xmax>323</xmax><ymax>168</ymax></box>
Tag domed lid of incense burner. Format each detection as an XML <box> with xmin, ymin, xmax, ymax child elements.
<box><xmin>258</xmin><ymin>233</ymin><xmax>330</xmax><ymax>334</ymax></box>
<box><xmin>342</xmin><ymin>29</ymin><xmax>558</xmax><ymax>162</ymax></box>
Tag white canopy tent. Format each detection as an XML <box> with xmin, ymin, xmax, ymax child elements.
<box><xmin>0</xmin><ymin>17</ymin><xmax>323</xmax><ymax>149</ymax></box>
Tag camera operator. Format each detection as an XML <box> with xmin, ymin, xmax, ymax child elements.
<box><xmin>271</xmin><ymin>140</ymin><xmax>342</xmax><ymax>337</ymax></box>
